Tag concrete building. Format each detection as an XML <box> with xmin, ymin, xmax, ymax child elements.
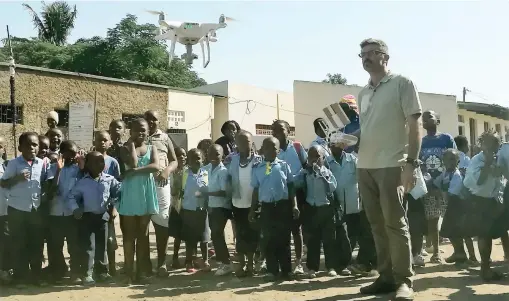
<box><xmin>0</xmin><ymin>63</ymin><xmax>212</xmax><ymax>156</ymax></box>
<box><xmin>293</xmin><ymin>80</ymin><xmax>459</xmax><ymax>147</ymax></box>
<box><xmin>457</xmin><ymin>102</ymin><xmax>509</xmax><ymax>149</ymax></box>
<box><xmin>191</xmin><ymin>81</ymin><xmax>294</xmax><ymax>148</ymax></box>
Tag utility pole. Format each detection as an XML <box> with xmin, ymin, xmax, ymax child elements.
<box><xmin>6</xmin><ymin>25</ymin><xmax>17</xmax><ymax>157</ymax></box>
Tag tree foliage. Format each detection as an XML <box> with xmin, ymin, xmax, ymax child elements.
<box><xmin>323</xmin><ymin>73</ymin><xmax>347</xmax><ymax>85</ymax></box>
<box><xmin>2</xmin><ymin>14</ymin><xmax>206</xmax><ymax>88</ymax></box>
<box><xmin>22</xmin><ymin>1</ymin><xmax>78</xmax><ymax>46</ymax></box>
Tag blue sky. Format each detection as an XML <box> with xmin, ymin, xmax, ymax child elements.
<box><xmin>1</xmin><ymin>1</ymin><xmax>508</xmax><ymax>106</ymax></box>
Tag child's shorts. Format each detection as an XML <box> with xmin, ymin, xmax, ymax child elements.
<box><xmin>180</xmin><ymin>209</ymin><xmax>207</xmax><ymax>243</ymax></box>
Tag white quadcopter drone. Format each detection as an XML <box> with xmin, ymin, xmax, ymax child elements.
<box><xmin>147</xmin><ymin>10</ymin><xmax>235</xmax><ymax>68</ymax></box>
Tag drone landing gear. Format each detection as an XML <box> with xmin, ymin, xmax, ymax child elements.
<box><xmin>199</xmin><ymin>36</ymin><xmax>211</xmax><ymax>68</ymax></box>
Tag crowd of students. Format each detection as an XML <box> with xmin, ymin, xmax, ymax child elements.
<box><xmin>0</xmin><ymin>98</ymin><xmax>508</xmax><ymax>295</ymax></box>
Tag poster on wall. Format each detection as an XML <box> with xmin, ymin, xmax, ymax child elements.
<box><xmin>68</xmin><ymin>101</ymin><xmax>95</xmax><ymax>149</ymax></box>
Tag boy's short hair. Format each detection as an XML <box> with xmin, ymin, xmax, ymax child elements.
<box><xmin>60</xmin><ymin>140</ymin><xmax>78</xmax><ymax>153</ymax></box>
<box><xmin>454</xmin><ymin>135</ymin><xmax>469</xmax><ymax>150</ymax></box>
<box><xmin>197</xmin><ymin>139</ymin><xmax>213</xmax><ymax>150</ymax></box>
<box><xmin>38</xmin><ymin>134</ymin><xmax>49</xmax><ymax>142</ymax></box>
<box><xmin>19</xmin><ymin>132</ymin><xmax>38</xmax><ymax>146</ymax></box>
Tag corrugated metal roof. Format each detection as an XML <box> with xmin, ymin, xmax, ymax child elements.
<box><xmin>458</xmin><ymin>101</ymin><xmax>509</xmax><ymax>120</ymax></box>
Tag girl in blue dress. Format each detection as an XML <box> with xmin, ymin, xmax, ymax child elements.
<box><xmin>119</xmin><ymin>118</ymin><xmax>159</xmax><ymax>284</ymax></box>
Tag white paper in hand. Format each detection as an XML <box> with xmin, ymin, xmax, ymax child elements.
<box><xmin>409</xmin><ymin>168</ymin><xmax>428</xmax><ymax>200</ymax></box>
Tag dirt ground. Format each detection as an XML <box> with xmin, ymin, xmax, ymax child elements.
<box><xmin>2</xmin><ymin>220</ymin><xmax>509</xmax><ymax>301</ymax></box>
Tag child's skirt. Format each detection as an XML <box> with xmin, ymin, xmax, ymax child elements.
<box><xmin>180</xmin><ymin>209</ymin><xmax>207</xmax><ymax>243</ymax></box>
<box><xmin>423</xmin><ymin>193</ymin><xmax>447</xmax><ymax>220</ymax></box>
<box><xmin>168</xmin><ymin>207</ymin><xmax>182</xmax><ymax>239</ymax></box>
<box><xmin>440</xmin><ymin>195</ymin><xmax>469</xmax><ymax>239</ymax></box>
<box><xmin>462</xmin><ymin>190</ymin><xmax>509</xmax><ymax>239</ymax></box>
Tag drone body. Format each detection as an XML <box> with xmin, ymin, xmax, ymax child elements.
<box><xmin>147</xmin><ymin>11</ymin><xmax>234</xmax><ymax>68</ymax></box>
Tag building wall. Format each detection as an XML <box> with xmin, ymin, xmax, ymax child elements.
<box><xmin>167</xmin><ymin>90</ymin><xmax>214</xmax><ymax>149</ymax></box>
<box><xmin>211</xmin><ymin>96</ymin><xmax>229</xmax><ymax>142</ymax></box>
<box><xmin>294</xmin><ymin>80</ymin><xmax>459</xmax><ymax>146</ymax></box>
<box><xmin>0</xmin><ymin>65</ymin><xmax>168</xmax><ymax>157</ymax></box>
<box><xmin>226</xmin><ymin>83</ymin><xmax>294</xmax><ymax>149</ymax></box>
<box><xmin>457</xmin><ymin>108</ymin><xmax>509</xmax><ymax>145</ymax></box>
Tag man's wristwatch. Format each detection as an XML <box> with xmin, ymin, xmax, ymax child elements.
<box><xmin>406</xmin><ymin>158</ymin><xmax>420</xmax><ymax>168</ymax></box>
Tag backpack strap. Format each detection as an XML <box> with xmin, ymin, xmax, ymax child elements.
<box><xmin>293</xmin><ymin>141</ymin><xmax>305</xmax><ymax>165</ymax></box>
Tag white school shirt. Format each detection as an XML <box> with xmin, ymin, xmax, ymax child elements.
<box><xmin>232</xmin><ymin>161</ymin><xmax>254</xmax><ymax>208</ymax></box>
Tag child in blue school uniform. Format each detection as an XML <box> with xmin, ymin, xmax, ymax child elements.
<box><xmin>463</xmin><ymin>131</ymin><xmax>508</xmax><ymax>281</ymax></box>
<box><xmin>200</xmin><ymin>144</ymin><xmax>233</xmax><ymax>276</ymax></box>
<box><xmin>299</xmin><ymin>145</ymin><xmax>337</xmax><ymax>278</ymax></box>
<box><xmin>227</xmin><ymin>130</ymin><xmax>263</xmax><ymax>277</ymax></box>
<box><xmin>179</xmin><ymin>148</ymin><xmax>210</xmax><ymax>273</ymax></box>
<box><xmin>435</xmin><ymin>149</ymin><xmax>478</xmax><ymax>265</ymax></box>
<box><xmin>93</xmin><ymin>130</ymin><xmax>121</xmax><ymax>276</ymax></box>
<box><xmin>249</xmin><ymin>136</ymin><xmax>300</xmax><ymax>282</ymax></box>
<box><xmin>69</xmin><ymin>151</ymin><xmax>121</xmax><ymax>285</ymax></box>
<box><xmin>271</xmin><ymin>119</ymin><xmax>307</xmax><ymax>275</ymax></box>
<box><xmin>328</xmin><ymin>136</ymin><xmax>376</xmax><ymax>276</ymax></box>
<box><xmin>1</xmin><ymin>132</ymin><xmax>53</xmax><ymax>287</ymax></box>
<box><xmin>46</xmin><ymin>140</ymin><xmax>84</xmax><ymax>284</ymax></box>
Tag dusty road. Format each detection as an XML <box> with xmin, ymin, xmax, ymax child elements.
<box><xmin>2</xmin><ymin>220</ymin><xmax>509</xmax><ymax>301</ymax></box>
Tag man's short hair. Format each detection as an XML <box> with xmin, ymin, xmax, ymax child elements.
<box><xmin>360</xmin><ymin>38</ymin><xmax>389</xmax><ymax>54</ymax></box>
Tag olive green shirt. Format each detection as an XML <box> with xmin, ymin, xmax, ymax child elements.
<box><xmin>357</xmin><ymin>73</ymin><xmax>422</xmax><ymax>169</ymax></box>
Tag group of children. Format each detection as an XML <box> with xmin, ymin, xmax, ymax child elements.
<box><xmin>411</xmin><ymin>110</ymin><xmax>509</xmax><ymax>282</ymax></box>
<box><xmin>1</xmin><ymin>104</ymin><xmax>509</xmax><ymax>291</ymax></box>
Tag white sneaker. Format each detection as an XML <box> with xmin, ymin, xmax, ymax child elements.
<box><xmin>293</xmin><ymin>263</ymin><xmax>304</xmax><ymax>275</ymax></box>
<box><xmin>327</xmin><ymin>269</ymin><xmax>337</xmax><ymax>277</ymax></box>
<box><xmin>215</xmin><ymin>264</ymin><xmax>234</xmax><ymax>276</ymax></box>
<box><xmin>307</xmin><ymin>270</ymin><xmax>317</xmax><ymax>278</ymax></box>
<box><xmin>421</xmin><ymin>249</ymin><xmax>429</xmax><ymax>257</ymax></box>
<box><xmin>413</xmin><ymin>255</ymin><xmax>426</xmax><ymax>267</ymax></box>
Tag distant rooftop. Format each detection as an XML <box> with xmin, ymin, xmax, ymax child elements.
<box><xmin>0</xmin><ymin>62</ymin><xmax>211</xmax><ymax>96</ymax></box>
<box><xmin>458</xmin><ymin>101</ymin><xmax>509</xmax><ymax>120</ymax></box>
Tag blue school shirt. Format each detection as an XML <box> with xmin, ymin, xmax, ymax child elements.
<box><xmin>497</xmin><ymin>143</ymin><xmax>509</xmax><ymax>179</ymax></box>
<box><xmin>206</xmin><ymin>162</ymin><xmax>230</xmax><ymax>209</ymax></box>
<box><xmin>277</xmin><ymin>141</ymin><xmax>307</xmax><ymax>179</ymax></box>
<box><xmin>1</xmin><ymin>156</ymin><xmax>53</xmax><ymax>212</ymax></box>
<box><xmin>433</xmin><ymin>169</ymin><xmax>463</xmax><ymax>197</ymax></box>
<box><xmin>69</xmin><ymin>173</ymin><xmax>121</xmax><ymax>214</ymax></box>
<box><xmin>104</xmin><ymin>155</ymin><xmax>121</xmax><ymax>180</ymax></box>
<box><xmin>420</xmin><ymin>133</ymin><xmax>456</xmax><ymax>182</ymax></box>
<box><xmin>50</xmin><ymin>164</ymin><xmax>83</xmax><ymax>216</ymax></box>
<box><xmin>227</xmin><ymin>154</ymin><xmax>263</xmax><ymax>200</ymax></box>
<box><xmin>182</xmin><ymin>167</ymin><xmax>208</xmax><ymax>211</ymax></box>
<box><xmin>459</xmin><ymin>151</ymin><xmax>471</xmax><ymax>172</ymax></box>
<box><xmin>328</xmin><ymin>152</ymin><xmax>361</xmax><ymax>214</ymax></box>
<box><xmin>0</xmin><ymin>163</ymin><xmax>6</xmax><ymax>216</ymax></box>
<box><xmin>251</xmin><ymin>158</ymin><xmax>294</xmax><ymax>203</ymax></box>
<box><xmin>463</xmin><ymin>152</ymin><xmax>504</xmax><ymax>201</ymax></box>
<box><xmin>300</xmin><ymin>166</ymin><xmax>337</xmax><ymax>206</ymax></box>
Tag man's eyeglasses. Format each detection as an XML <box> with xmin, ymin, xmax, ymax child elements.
<box><xmin>358</xmin><ymin>50</ymin><xmax>386</xmax><ymax>58</ymax></box>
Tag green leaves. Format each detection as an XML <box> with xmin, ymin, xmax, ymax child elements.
<box><xmin>323</xmin><ymin>73</ymin><xmax>348</xmax><ymax>85</ymax></box>
<box><xmin>3</xmin><ymin>11</ymin><xmax>206</xmax><ymax>89</ymax></box>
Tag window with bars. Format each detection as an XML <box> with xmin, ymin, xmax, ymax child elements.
<box><xmin>255</xmin><ymin>124</ymin><xmax>295</xmax><ymax>137</ymax></box>
<box><xmin>55</xmin><ymin>109</ymin><xmax>69</xmax><ymax>127</ymax></box>
<box><xmin>484</xmin><ymin>122</ymin><xmax>490</xmax><ymax>133</ymax></box>
<box><xmin>122</xmin><ymin>113</ymin><xmax>144</xmax><ymax>128</ymax></box>
<box><xmin>495</xmin><ymin>124</ymin><xmax>502</xmax><ymax>134</ymax></box>
<box><xmin>0</xmin><ymin>105</ymin><xmax>23</xmax><ymax>124</ymax></box>
<box><xmin>458</xmin><ymin>115</ymin><xmax>464</xmax><ymax>123</ymax></box>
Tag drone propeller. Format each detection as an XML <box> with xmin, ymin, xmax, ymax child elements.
<box><xmin>219</xmin><ymin>14</ymin><xmax>237</xmax><ymax>23</ymax></box>
<box><xmin>146</xmin><ymin>10</ymin><xmax>165</xmax><ymax>16</ymax></box>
